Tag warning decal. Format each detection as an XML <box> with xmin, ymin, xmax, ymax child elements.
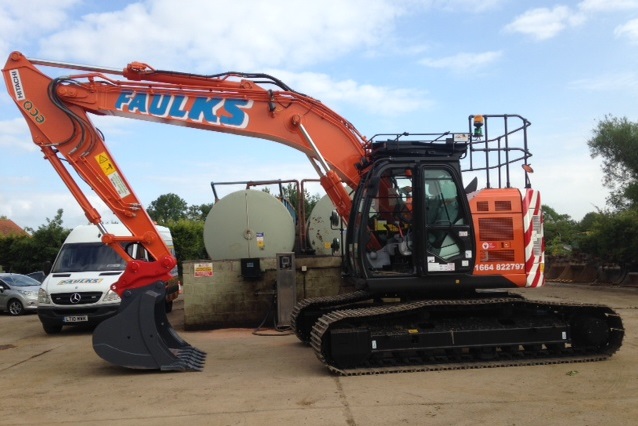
<box><xmin>96</xmin><ymin>153</ymin><xmax>116</xmax><ymax>175</ymax></box>
<box><xmin>194</xmin><ymin>262</ymin><xmax>214</xmax><ymax>277</ymax></box>
<box><xmin>256</xmin><ymin>232</ymin><xmax>265</xmax><ymax>250</ymax></box>
<box><xmin>95</xmin><ymin>152</ymin><xmax>131</xmax><ymax>198</ymax></box>
<box><xmin>108</xmin><ymin>172</ymin><xmax>131</xmax><ymax>198</ymax></box>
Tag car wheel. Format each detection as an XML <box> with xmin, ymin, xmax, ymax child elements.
<box><xmin>8</xmin><ymin>299</ymin><xmax>24</xmax><ymax>316</ymax></box>
<box><xmin>42</xmin><ymin>323</ymin><xmax>63</xmax><ymax>334</ymax></box>
<box><xmin>165</xmin><ymin>300</ymin><xmax>173</xmax><ymax>313</ymax></box>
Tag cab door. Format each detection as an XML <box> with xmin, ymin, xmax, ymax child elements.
<box><xmin>346</xmin><ymin>163</ymin><xmax>475</xmax><ymax>280</ymax></box>
<box><xmin>419</xmin><ymin>167</ymin><xmax>474</xmax><ymax>274</ymax></box>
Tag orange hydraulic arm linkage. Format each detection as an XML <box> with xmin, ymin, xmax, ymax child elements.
<box><xmin>3</xmin><ymin>51</ymin><xmax>369</xmax><ymax>296</ymax></box>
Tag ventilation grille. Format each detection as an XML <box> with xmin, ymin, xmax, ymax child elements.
<box><xmin>480</xmin><ymin>250</ymin><xmax>515</xmax><ymax>262</ymax></box>
<box><xmin>52</xmin><ymin>292</ymin><xmax>102</xmax><ymax>305</ymax></box>
<box><xmin>495</xmin><ymin>201</ymin><xmax>512</xmax><ymax>211</ymax></box>
<box><xmin>476</xmin><ymin>201</ymin><xmax>489</xmax><ymax>212</ymax></box>
<box><xmin>478</xmin><ymin>217</ymin><xmax>514</xmax><ymax>241</ymax></box>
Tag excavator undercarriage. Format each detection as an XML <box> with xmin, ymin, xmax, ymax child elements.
<box><xmin>292</xmin><ymin>292</ymin><xmax>624</xmax><ymax>375</ymax></box>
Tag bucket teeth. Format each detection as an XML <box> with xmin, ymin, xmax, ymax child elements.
<box><xmin>178</xmin><ymin>347</ymin><xmax>208</xmax><ymax>367</ymax></box>
<box><xmin>92</xmin><ymin>282</ymin><xmax>207</xmax><ymax>372</ymax></box>
<box><xmin>161</xmin><ymin>348</ymin><xmax>207</xmax><ymax>371</ymax></box>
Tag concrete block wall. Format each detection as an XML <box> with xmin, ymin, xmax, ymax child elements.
<box><xmin>182</xmin><ymin>255</ymin><xmax>348</xmax><ymax>330</ymax></box>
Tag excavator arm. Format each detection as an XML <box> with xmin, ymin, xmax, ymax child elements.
<box><xmin>3</xmin><ymin>51</ymin><xmax>367</xmax><ymax>296</ymax></box>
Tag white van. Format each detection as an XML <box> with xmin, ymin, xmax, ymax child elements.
<box><xmin>37</xmin><ymin>224</ymin><xmax>179</xmax><ymax>334</ymax></box>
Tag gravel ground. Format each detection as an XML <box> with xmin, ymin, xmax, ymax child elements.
<box><xmin>1</xmin><ymin>282</ymin><xmax>636</xmax><ymax>425</ymax></box>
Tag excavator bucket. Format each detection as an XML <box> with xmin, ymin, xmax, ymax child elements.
<box><xmin>92</xmin><ymin>281</ymin><xmax>206</xmax><ymax>371</ymax></box>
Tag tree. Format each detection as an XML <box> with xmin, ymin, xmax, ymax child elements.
<box><xmin>587</xmin><ymin>115</ymin><xmax>638</xmax><ymax>210</ymax></box>
<box><xmin>578</xmin><ymin>211</ymin><xmax>601</xmax><ymax>231</ymax></box>
<box><xmin>147</xmin><ymin>193</ymin><xmax>188</xmax><ymax>224</ymax></box>
<box><xmin>29</xmin><ymin>209</ymin><xmax>70</xmax><ymax>268</ymax></box>
<box><xmin>542</xmin><ymin>205</ymin><xmax>577</xmax><ymax>256</ymax></box>
<box><xmin>579</xmin><ymin>209</ymin><xmax>638</xmax><ymax>268</ymax></box>
<box><xmin>186</xmin><ymin>203</ymin><xmax>213</xmax><ymax>221</ymax></box>
<box><xmin>261</xmin><ymin>183</ymin><xmax>321</xmax><ymax>221</ymax></box>
<box><xmin>144</xmin><ymin>194</ymin><xmax>214</xmax><ymax>274</ymax></box>
<box><xmin>282</xmin><ymin>183</ymin><xmax>321</xmax><ymax>218</ymax></box>
<box><xmin>165</xmin><ymin>219</ymin><xmax>208</xmax><ymax>276</ymax></box>
<box><xmin>0</xmin><ymin>209</ymin><xmax>70</xmax><ymax>273</ymax></box>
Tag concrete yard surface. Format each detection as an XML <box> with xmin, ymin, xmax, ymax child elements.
<box><xmin>1</xmin><ymin>283</ymin><xmax>637</xmax><ymax>425</ymax></box>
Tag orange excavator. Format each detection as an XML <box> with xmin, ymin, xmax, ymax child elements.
<box><xmin>3</xmin><ymin>52</ymin><xmax>623</xmax><ymax>373</ymax></box>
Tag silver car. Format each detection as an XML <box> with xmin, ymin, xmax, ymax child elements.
<box><xmin>0</xmin><ymin>273</ymin><xmax>40</xmax><ymax>315</ymax></box>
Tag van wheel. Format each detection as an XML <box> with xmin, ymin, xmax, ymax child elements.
<box><xmin>42</xmin><ymin>323</ymin><xmax>63</xmax><ymax>334</ymax></box>
<box><xmin>165</xmin><ymin>300</ymin><xmax>173</xmax><ymax>313</ymax></box>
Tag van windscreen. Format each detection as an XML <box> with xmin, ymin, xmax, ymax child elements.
<box><xmin>52</xmin><ymin>242</ymin><xmax>126</xmax><ymax>273</ymax></box>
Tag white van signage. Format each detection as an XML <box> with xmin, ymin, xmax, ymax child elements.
<box><xmin>58</xmin><ymin>278</ymin><xmax>104</xmax><ymax>285</ymax></box>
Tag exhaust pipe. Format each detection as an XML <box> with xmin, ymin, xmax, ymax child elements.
<box><xmin>92</xmin><ymin>281</ymin><xmax>206</xmax><ymax>371</ymax></box>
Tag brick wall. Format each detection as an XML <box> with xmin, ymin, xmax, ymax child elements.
<box><xmin>182</xmin><ymin>256</ymin><xmax>350</xmax><ymax>330</ymax></box>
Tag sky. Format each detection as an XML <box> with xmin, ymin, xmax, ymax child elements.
<box><xmin>1</xmin><ymin>0</ymin><xmax>638</xmax><ymax>230</ymax></box>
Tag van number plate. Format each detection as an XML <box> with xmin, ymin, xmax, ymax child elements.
<box><xmin>63</xmin><ymin>315</ymin><xmax>88</xmax><ymax>323</ymax></box>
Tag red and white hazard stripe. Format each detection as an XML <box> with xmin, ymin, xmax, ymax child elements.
<box><xmin>522</xmin><ymin>189</ymin><xmax>545</xmax><ymax>287</ymax></box>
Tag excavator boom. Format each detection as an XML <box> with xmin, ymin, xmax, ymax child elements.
<box><xmin>4</xmin><ymin>51</ymin><xmax>365</xmax><ymax>294</ymax></box>
<box><xmin>3</xmin><ymin>51</ymin><xmax>370</xmax><ymax>371</ymax></box>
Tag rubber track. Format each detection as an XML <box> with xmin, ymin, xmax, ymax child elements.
<box><xmin>290</xmin><ymin>291</ymin><xmax>373</xmax><ymax>343</ymax></box>
<box><xmin>309</xmin><ymin>297</ymin><xmax>624</xmax><ymax>376</ymax></box>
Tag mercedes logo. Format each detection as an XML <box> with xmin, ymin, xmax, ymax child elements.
<box><xmin>70</xmin><ymin>293</ymin><xmax>82</xmax><ymax>304</ymax></box>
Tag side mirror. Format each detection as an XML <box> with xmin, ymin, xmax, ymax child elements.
<box><xmin>464</xmin><ymin>176</ymin><xmax>478</xmax><ymax>194</ymax></box>
<box><xmin>42</xmin><ymin>261</ymin><xmax>52</xmax><ymax>275</ymax></box>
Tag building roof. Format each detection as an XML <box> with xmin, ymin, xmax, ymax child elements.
<box><xmin>0</xmin><ymin>219</ymin><xmax>29</xmax><ymax>237</ymax></box>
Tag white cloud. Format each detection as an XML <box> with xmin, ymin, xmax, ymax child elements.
<box><xmin>0</xmin><ymin>191</ymin><xmax>114</xmax><ymax>230</ymax></box>
<box><xmin>578</xmin><ymin>0</ymin><xmax>638</xmax><ymax>12</ymax></box>
<box><xmin>504</xmin><ymin>6</ymin><xmax>585</xmax><ymax>41</ymax></box>
<box><xmin>421</xmin><ymin>0</ymin><xmax>505</xmax><ymax>13</ymax></box>
<box><xmin>0</xmin><ymin>0</ymin><xmax>80</xmax><ymax>59</ymax></box>
<box><xmin>0</xmin><ymin>118</ymin><xmax>38</xmax><ymax>152</ymax></box>
<box><xmin>536</xmin><ymin>159</ymin><xmax>607</xmax><ymax>220</ymax></box>
<box><xmin>569</xmin><ymin>71</ymin><xmax>638</xmax><ymax>92</ymax></box>
<box><xmin>37</xmin><ymin>0</ymin><xmax>405</xmax><ymax>71</ymax></box>
<box><xmin>505</xmin><ymin>1</ymin><xmax>638</xmax><ymax>42</ymax></box>
<box><xmin>419</xmin><ymin>51</ymin><xmax>502</xmax><ymax>72</ymax></box>
<box><xmin>269</xmin><ymin>70</ymin><xmax>429</xmax><ymax>115</ymax></box>
<box><xmin>615</xmin><ymin>18</ymin><xmax>638</xmax><ymax>43</ymax></box>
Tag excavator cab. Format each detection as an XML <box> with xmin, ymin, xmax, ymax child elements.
<box><xmin>344</xmin><ymin>114</ymin><xmax>544</xmax><ymax>295</ymax></box>
<box><xmin>346</xmin><ymin>137</ymin><xmax>476</xmax><ymax>294</ymax></box>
